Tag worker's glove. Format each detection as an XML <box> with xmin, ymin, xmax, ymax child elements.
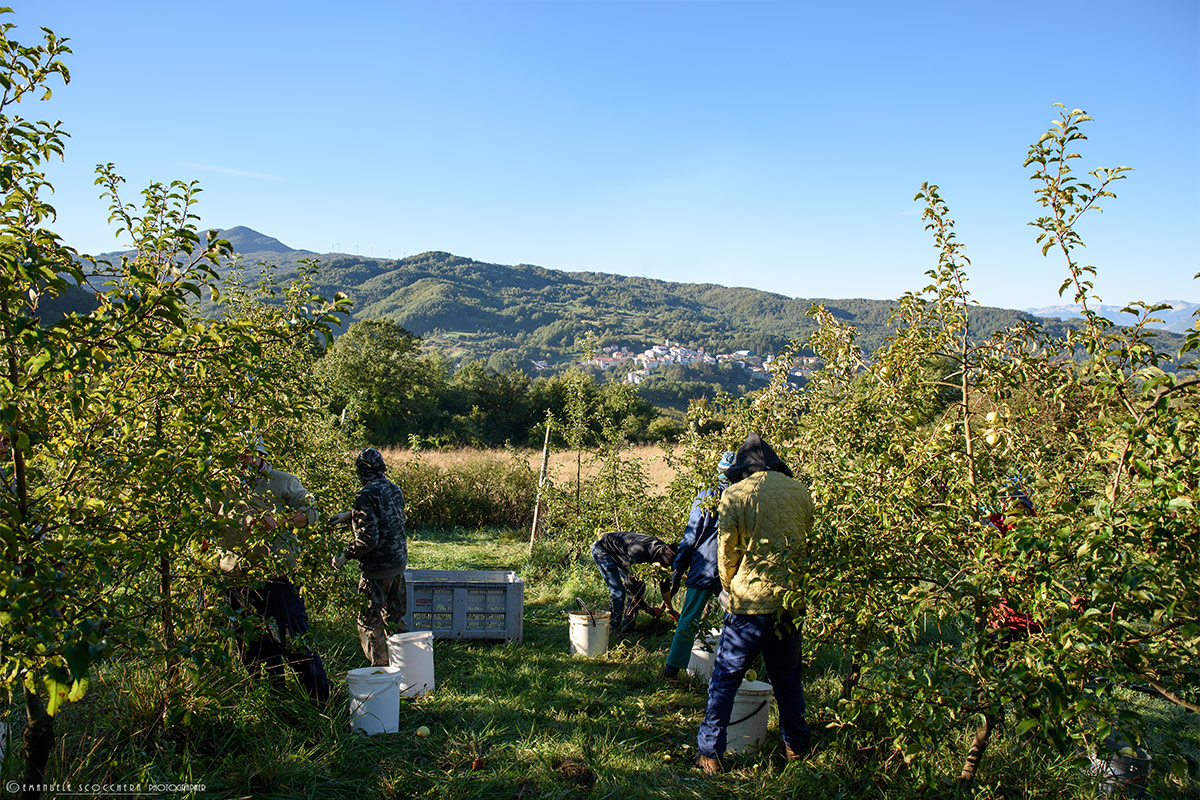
<box><xmin>331</xmin><ymin>552</ymin><xmax>348</xmax><ymax>569</ymax></box>
<box><xmin>670</xmin><ymin>570</ymin><xmax>683</xmax><ymax>597</ymax></box>
<box><xmin>329</xmin><ymin>511</ymin><xmax>352</xmax><ymax>525</ymax></box>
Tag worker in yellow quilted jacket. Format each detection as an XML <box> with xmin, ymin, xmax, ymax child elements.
<box><xmin>694</xmin><ymin>432</ymin><xmax>814</xmax><ymax>774</ymax></box>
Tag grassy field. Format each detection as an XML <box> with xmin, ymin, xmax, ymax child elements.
<box><xmin>381</xmin><ymin>444</ymin><xmax>679</xmax><ymax>495</ymax></box>
<box><xmin>18</xmin><ymin>526</ymin><xmax>1197</xmax><ymax>799</ymax></box>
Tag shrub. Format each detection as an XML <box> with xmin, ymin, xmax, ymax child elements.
<box><xmin>393</xmin><ymin>449</ymin><xmax>537</xmax><ymax>530</ymax></box>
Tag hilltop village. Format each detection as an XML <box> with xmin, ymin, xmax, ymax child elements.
<box><xmin>578</xmin><ymin>341</ymin><xmax>822</xmax><ymax>385</ymax></box>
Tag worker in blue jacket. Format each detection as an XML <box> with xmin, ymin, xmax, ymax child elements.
<box><xmin>662</xmin><ymin>450</ymin><xmax>735</xmax><ymax>680</ymax></box>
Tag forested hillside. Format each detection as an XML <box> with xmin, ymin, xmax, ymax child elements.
<box><xmin>151</xmin><ymin>235</ymin><xmax>1077</xmax><ymax>370</ymax></box>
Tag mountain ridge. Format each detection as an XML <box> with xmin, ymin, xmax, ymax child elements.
<box><xmin>220</xmin><ymin>225</ymin><xmax>316</xmax><ymax>255</ymax></box>
<box><xmin>1025</xmin><ymin>301</ymin><xmax>1198</xmax><ymax>334</ymax></box>
<box><xmin>86</xmin><ymin>227</ymin><xmax>1189</xmax><ymax>371</ymax></box>
<box><xmin>209</xmin><ymin>227</ymin><xmax>1197</xmax><ymax>318</ymax></box>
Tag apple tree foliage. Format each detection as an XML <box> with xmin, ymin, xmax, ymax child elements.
<box><xmin>0</xmin><ymin>12</ymin><xmax>352</xmax><ymax>791</ymax></box>
<box><xmin>666</xmin><ymin>106</ymin><xmax>1197</xmax><ymax>787</ymax></box>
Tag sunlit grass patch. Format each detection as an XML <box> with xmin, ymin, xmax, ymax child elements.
<box><xmin>25</xmin><ymin>525</ymin><xmax>1197</xmax><ymax>799</ymax></box>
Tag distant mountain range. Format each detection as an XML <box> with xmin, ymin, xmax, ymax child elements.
<box><xmin>66</xmin><ymin>226</ymin><xmax>1186</xmax><ymax>371</ymax></box>
<box><xmin>1025</xmin><ymin>302</ymin><xmax>1198</xmax><ymax>334</ymax></box>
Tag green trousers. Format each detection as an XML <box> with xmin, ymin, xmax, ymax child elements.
<box><xmin>666</xmin><ymin>586</ymin><xmax>716</xmax><ymax>671</ymax></box>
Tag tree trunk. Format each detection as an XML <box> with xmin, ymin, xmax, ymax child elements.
<box><xmin>839</xmin><ymin>624</ymin><xmax>875</xmax><ymax>702</ymax></box>
<box><xmin>611</xmin><ymin>444</ymin><xmax>621</xmax><ymax>530</ymax></box>
<box><xmin>161</xmin><ymin>553</ymin><xmax>177</xmax><ymax>677</ymax></box>
<box><xmin>958</xmin><ymin>711</ymin><xmax>996</xmax><ymax>787</ymax></box>
<box><xmin>21</xmin><ymin>685</ymin><xmax>54</xmax><ymax>800</ymax></box>
<box><xmin>575</xmin><ymin>447</ymin><xmax>582</xmax><ymax>511</ymax></box>
<box><xmin>960</xmin><ymin>349</ymin><xmax>977</xmax><ymax>491</ymax></box>
<box><xmin>839</xmin><ymin>658</ymin><xmax>861</xmax><ymax>703</ymax></box>
<box><xmin>156</xmin><ymin>409</ymin><xmax>178</xmax><ymax>685</ymax></box>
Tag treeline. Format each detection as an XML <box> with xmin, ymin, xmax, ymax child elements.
<box><xmin>313</xmin><ymin>318</ymin><xmax>676</xmax><ymax>448</ymax></box>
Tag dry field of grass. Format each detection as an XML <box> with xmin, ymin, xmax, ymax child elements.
<box><xmin>378</xmin><ymin>443</ymin><xmax>678</xmax><ymax>494</ymax></box>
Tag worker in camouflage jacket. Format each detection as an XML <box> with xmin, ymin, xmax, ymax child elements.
<box><xmin>332</xmin><ymin>447</ymin><xmax>409</xmax><ymax>665</ymax></box>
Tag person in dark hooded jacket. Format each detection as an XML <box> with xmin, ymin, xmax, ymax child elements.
<box><xmin>662</xmin><ymin>450</ymin><xmax>735</xmax><ymax>680</ymax></box>
<box><xmin>694</xmin><ymin>432</ymin><xmax>813</xmax><ymax>774</ymax></box>
<box><xmin>331</xmin><ymin>448</ymin><xmax>408</xmax><ymax>665</ymax></box>
<box><xmin>591</xmin><ymin>531</ymin><xmax>677</xmax><ymax>635</ymax></box>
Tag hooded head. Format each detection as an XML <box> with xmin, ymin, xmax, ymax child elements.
<box><xmin>355</xmin><ymin>447</ymin><xmax>388</xmax><ymax>483</ymax></box>
<box><xmin>716</xmin><ymin>449</ymin><xmax>736</xmax><ymax>490</ymax></box>
<box><xmin>723</xmin><ymin>432</ymin><xmax>794</xmax><ymax>484</ymax></box>
<box><xmin>651</xmin><ymin>541</ymin><xmax>677</xmax><ymax>567</ymax></box>
<box><xmin>1005</xmin><ymin>476</ymin><xmax>1036</xmax><ymax>517</ymax></box>
<box><xmin>237</xmin><ymin>434</ymin><xmax>270</xmax><ymax>471</ymax></box>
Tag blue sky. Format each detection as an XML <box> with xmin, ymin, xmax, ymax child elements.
<box><xmin>23</xmin><ymin>0</ymin><xmax>1200</xmax><ymax>310</ymax></box>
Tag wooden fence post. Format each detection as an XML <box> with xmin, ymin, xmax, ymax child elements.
<box><xmin>529</xmin><ymin>418</ymin><xmax>552</xmax><ymax>554</ymax></box>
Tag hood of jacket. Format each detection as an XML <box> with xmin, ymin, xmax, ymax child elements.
<box><xmin>724</xmin><ymin>432</ymin><xmax>794</xmax><ymax>484</ymax></box>
<box><xmin>356</xmin><ymin>447</ymin><xmax>388</xmax><ymax>484</ymax></box>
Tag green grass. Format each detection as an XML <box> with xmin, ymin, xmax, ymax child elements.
<box><xmin>7</xmin><ymin>527</ymin><xmax>1197</xmax><ymax>799</ymax></box>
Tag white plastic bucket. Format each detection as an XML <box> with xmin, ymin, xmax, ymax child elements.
<box><xmin>687</xmin><ymin>628</ymin><xmax>722</xmax><ymax>679</ymax></box>
<box><xmin>347</xmin><ymin>666</ymin><xmax>402</xmax><ymax>735</ymax></box>
<box><xmin>387</xmin><ymin>630</ymin><xmax>436</xmax><ymax>696</ymax></box>
<box><xmin>1087</xmin><ymin>735</ymin><xmax>1151</xmax><ymax>797</ymax></box>
<box><xmin>726</xmin><ymin>679</ymin><xmax>773</xmax><ymax>754</ymax></box>
<box><xmin>568</xmin><ymin>611</ymin><xmax>610</xmax><ymax>656</ymax></box>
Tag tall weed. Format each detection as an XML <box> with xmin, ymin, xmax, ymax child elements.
<box><xmin>532</xmin><ymin>445</ymin><xmax>678</xmax><ymax>570</ymax></box>
<box><xmin>392</xmin><ymin>450</ymin><xmax>537</xmax><ymax>530</ymax></box>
